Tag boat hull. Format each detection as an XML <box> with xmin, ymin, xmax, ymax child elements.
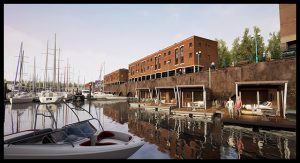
<box><xmin>39</xmin><ymin>96</ymin><xmax>63</xmax><ymax>104</ymax></box>
<box><xmin>10</xmin><ymin>97</ymin><xmax>33</xmax><ymax>104</ymax></box>
<box><xmin>4</xmin><ymin>140</ymin><xmax>144</xmax><ymax>159</ymax></box>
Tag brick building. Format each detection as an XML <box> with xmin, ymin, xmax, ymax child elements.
<box><xmin>104</xmin><ymin>68</ymin><xmax>129</xmax><ymax>85</ymax></box>
<box><xmin>128</xmin><ymin>35</ymin><xmax>218</xmax><ymax>82</ymax></box>
<box><xmin>279</xmin><ymin>4</ymin><xmax>296</xmax><ymax>50</ymax></box>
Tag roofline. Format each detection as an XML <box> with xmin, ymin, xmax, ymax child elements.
<box><xmin>176</xmin><ymin>84</ymin><xmax>205</xmax><ymax>88</ymax></box>
<box><xmin>235</xmin><ymin>80</ymin><xmax>288</xmax><ymax>85</ymax></box>
<box><xmin>155</xmin><ymin>86</ymin><xmax>176</xmax><ymax>89</ymax></box>
<box><xmin>129</xmin><ymin>35</ymin><xmax>217</xmax><ymax>65</ymax></box>
<box><xmin>104</xmin><ymin>68</ymin><xmax>129</xmax><ymax>77</ymax></box>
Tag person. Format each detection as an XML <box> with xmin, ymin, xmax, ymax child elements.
<box><xmin>225</xmin><ymin>97</ymin><xmax>234</xmax><ymax>118</ymax></box>
<box><xmin>235</xmin><ymin>96</ymin><xmax>242</xmax><ymax>117</ymax></box>
<box><xmin>210</xmin><ymin>62</ymin><xmax>216</xmax><ymax>70</ymax></box>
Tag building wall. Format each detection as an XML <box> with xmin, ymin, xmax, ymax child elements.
<box><xmin>106</xmin><ymin>59</ymin><xmax>296</xmax><ymax>111</ymax></box>
<box><xmin>104</xmin><ymin>69</ymin><xmax>128</xmax><ymax>85</ymax></box>
<box><xmin>279</xmin><ymin>4</ymin><xmax>296</xmax><ymax>50</ymax></box>
<box><xmin>128</xmin><ymin>36</ymin><xmax>218</xmax><ymax>80</ymax></box>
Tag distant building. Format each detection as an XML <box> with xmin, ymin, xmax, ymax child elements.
<box><xmin>279</xmin><ymin>4</ymin><xmax>296</xmax><ymax>50</ymax></box>
<box><xmin>128</xmin><ymin>35</ymin><xmax>218</xmax><ymax>82</ymax></box>
<box><xmin>104</xmin><ymin>68</ymin><xmax>129</xmax><ymax>85</ymax></box>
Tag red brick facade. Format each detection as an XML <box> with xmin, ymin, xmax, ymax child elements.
<box><xmin>128</xmin><ymin>35</ymin><xmax>218</xmax><ymax>81</ymax></box>
<box><xmin>279</xmin><ymin>4</ymin><xmax>296</xmax><ymax>50</ymax></box>
<box><xmin>104</xmin><ymin>68</ymin><xmax>128</xmax><ymax>85</ymax></box>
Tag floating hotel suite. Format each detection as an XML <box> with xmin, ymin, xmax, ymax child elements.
<box><xmin>128</xmin><ymin>35</ymin><xmax>218</xmax><ymax>82</ymax></box>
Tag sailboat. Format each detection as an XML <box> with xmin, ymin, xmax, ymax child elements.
<box><xmin>10</xmin><ymin>42</ymin><xmax>34</xmax><ymax>104</ymax></box>
<box><xmin>39</xmin><ymin>34</ymin><xmax>64</xmax><ymax>104</ymax></box>
<box><xmin>93</xmin><ymin>62</ymin><xmax>116</xmax><ymax>100</ymax></box>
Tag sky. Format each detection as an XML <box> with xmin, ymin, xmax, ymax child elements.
<box><xmin>4</xmin><ymin>4</ymin><xmax>280</xmax><ymax>83</ymax></box>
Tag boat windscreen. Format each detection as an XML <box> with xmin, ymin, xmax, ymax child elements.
<box><xmin>65</xmin><ymin>121</ymin><xmax>96</xmax><ymax>138</ymax></box>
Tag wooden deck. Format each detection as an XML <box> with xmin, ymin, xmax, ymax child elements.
<box><xmin>171</xmin><ymin>107</ymin><xmax>296</xmax><ymax>131</ymax></box>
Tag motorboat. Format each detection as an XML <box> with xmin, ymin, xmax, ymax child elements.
<box><xmin>72</xmin><ymin>91</ymin><xmax>85</xmax><ymax>102</ymax></box>
<box><xmin>93</xmin><ymin>92</ymin><xmax>114</xmax><ymax>100</ymax></box>
<box><xmin>105</xmin><ymin>95</ymin><xmax>128</xmax><ymax>101</ymax></box>
<box><xmin>4</xmin><ymin>102</ymin><xmax>145</xmax><ymax>159</ymax></box>
<box><xmin>39</xmin><ymin>90</ymin><xmax>64</xmax><ymax>104</ymax></box>
<box><xmin>10</xmin><ymin>92</ymin><xmax>33</xmax><ymax>104</ymax></box>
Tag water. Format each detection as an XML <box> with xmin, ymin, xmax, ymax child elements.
<box><xmin>4</xmin><ymin>101</ymin><xmax>296</xmax><ymax>159</ymax></box>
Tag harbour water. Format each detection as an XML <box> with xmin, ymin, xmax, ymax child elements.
<box><xmin>4</xmin><ymin>101</ymin><xmax>296</xmax><ymax>159</ymax></box>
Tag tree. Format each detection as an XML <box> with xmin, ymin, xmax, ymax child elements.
<box><xmin>215</xmin><ymin>39</ymin><xmax>232</xmax><ymax>68</ymax></box>
<box><xmin>239</xmin><ymin>28</ymin><xmax>254</xmax><ymax>62</ymax></box>
<box><xmin>231</xmin><ymin>37</ymin><xmax>241</xmax><ymax>64</ymax></box>
<box><xmin>252</xmin><ymin>26</ymin><xmax>265</xmax><ymax>62</ymax></box>
<box><xmin>266</xmin><ymin>31</ymin><xmax>281</xmax><ymax>59</ymax></box>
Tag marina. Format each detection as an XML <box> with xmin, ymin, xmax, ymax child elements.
<box><xmin>4</xmin><ymin>4</ymin><xmax>296</xmax><ymax>159</ymax></box>
<box><xmin>4</xmin><ymin>101</ymin><xmax>296</xmax><ymax>159</ymax></box>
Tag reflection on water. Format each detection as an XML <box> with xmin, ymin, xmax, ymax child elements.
<box><xmin>4</xmin><ymin>101</ymin><xmax>296</xmax><ymax>159</ymax></box>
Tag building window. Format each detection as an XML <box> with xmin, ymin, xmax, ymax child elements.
<box><xmin>180</xmin><ymin>46</ymin><xmax>184</xmax><ymax>63</ymax></box>
<box><xmin>175</xmin><ymin>48</ymin><xmax>178</xmax><ymax>64</ymax></box>
<box><xmin>164</xmin><ymin>53</ymin><xmax>166</xmax><ymax>57</ymax></box>
<box><xmin>151</xmin><ymin>58</ymin><xmax>152</xmax><ymax>62</ymax></box>
<box><xmin>164</xmin><ymin>60</ymin><xmax>166</xmax><ymax>65</ymax></box>
<box><xmin>189</xmin><ymin>53</ymin><xmax>192</xmax><ymax>58</ymax></box>
<box><xmin>168</xmin><ymin>51</ymin><xmax>171</xmax><ymax>55</ymax></box>
<box><xmin>189</xmin><ymin>42</ymin><xmax>193</xmax><ymax>48</ymax></box>
<box><xmin>158</xmin><ymin>56</ymin><xmax>161</xmax><ymax>69</ymax></box>
<box><xmin>155</xmin><ymin>57</ymin><xmax>157</xmax><ymax>70</ymax></box>
<box><xmin>168</xmin><ymin>59</ymin><xmax>171</xmax><ymax>64</ymax></box>
<box><xmin>199</xmin><ymin>42</ymin><xmax>201</xmax><ymax>47</ymax></box>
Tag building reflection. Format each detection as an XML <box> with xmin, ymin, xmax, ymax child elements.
<box><xmin>105</xmin><ymin>105</ymin><xmax>295</xmax><ymax>159</ymax></box>
<box><xmin>102</xmin><ymin>102</ymin><xmax>129</xmax><ymax>124</ymax></box>
<box><xmin>4</xmin><ymin>102</ymin><xmax>296</xmax><ymax>159</ymax></box>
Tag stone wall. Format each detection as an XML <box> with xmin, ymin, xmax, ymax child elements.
<box><xmin>106</xmin><ymin>59</ymin><xmax>296</xmax><ymax>110</ymax></box>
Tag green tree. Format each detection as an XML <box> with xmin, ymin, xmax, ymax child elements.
<box><xmin>266</xmin><ymin>31</ymin><xmax>281</xmax><ymax>59</ymax></box>
<box><xmin>239</xmin><ymin>28</ymin><xmax>254</xmax><ymax>62</ymax></box>
<box><xmin>215</xmin><ymin>39</ymin><xmax>231</xmax><ymax>68</ymax></box>
<box><xmin>252</xmin><ymin>26</ymin><xmax>265</xmax><ymax>62</ymax></box>
<box><xmin>231</xmin><ymin>37</ymin><xmax>241</xmax><ymax>64</ymax></box>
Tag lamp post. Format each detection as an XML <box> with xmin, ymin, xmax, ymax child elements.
<box><xmin>252</xmin><ymin>33</ymin><xmax>260</xmax><ymax>63</ymax></box>
<box><xmin>196</xmin><ymin>51</ymin><xmax>201</xmax><ymax>72</ymax></box>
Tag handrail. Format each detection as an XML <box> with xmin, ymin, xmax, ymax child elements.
<box><xmin>63</xmin><ymin>101</ymin><xmax>104</xmax><ymax>131</ymax></box>
<box><xmin>63</xmin><ymin>102</ymin><xmax>80</xmax><ymax>122</ymax></box>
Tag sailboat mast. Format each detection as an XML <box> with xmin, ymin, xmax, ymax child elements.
<box><xmin>13</xmin><ymin>42</ymin><xmax>23</xmax><ymax>95</ymax></box>
<box><xmin>19</xmin><ymin>50</ymin><xmax>24</xmax><ymax>85</ymax></box>
<box><xmin>67</xmin><ymin>60</ymin><xmax>69</xmax><ymax>92</ymax></box>
<box><xmin>103</xmin><ymin>62</ymin><xmax>105</xmax><ymax>92</ymax></box>
<box><xmin>44</xmin><ymin>40</ymin><xmax>49</xmax><ymax>90</ymax></box>
<box><xmin>57</xmin><ymin>48</ymin><xmax>60</xmax><ymax>91</ymax></box>
<box><xmin>53</xmin><ymin>33</ymin><xmax>56</xmax><ymax>91</ymax></box>
<box><xmin>33</xmin><ymin>56</ymin><xmax>36</xmax><ymax>93</ymax></box>
<box><xmin>64</xmin><ymin>66</ymin><xmax>66</xmax><ymax>92</ymax></box>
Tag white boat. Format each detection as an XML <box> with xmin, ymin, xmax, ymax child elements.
<box><xmin>39</xmin><ymin>91</ymin><xmax>64</xmax><ymax>104</ymax></box>
<box><xmin>93</xmin><ymin>92</ymin><xmax>114</xmax><ymax>100</ymax></box>
<box><xmin>10</xmin><ymin>92</ymin><xmax>33</xmax><ymax>104</ymax></box>
<box><xmin>4</xmin><ymin>103</ymin><xmax>145</xmax><ymax>159</ymax></box>
<box><xmin>105</xmin><ymin>96</ymin><xmax>128</xmax><ymax>101</ymax></box>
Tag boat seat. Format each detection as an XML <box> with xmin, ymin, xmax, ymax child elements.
<box><xmin>99</xmin><ymin>138</ymin><xmax>126</xmax><ymax>144</ymax></box>
<box><xmin>97</xmin><ymin>131</ymin><xmax>115</xmax><ymax>140</ymax></box>
<box><xmin>5</xmin><ymin>128</ymin><xmax>53</xmax><ymax>144</ymax></box>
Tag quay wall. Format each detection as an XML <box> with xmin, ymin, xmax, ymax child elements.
<box><xmin>105</xmin><ymin>59</ymin><xmax>296</xmax><ymax>110</ymax></box>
